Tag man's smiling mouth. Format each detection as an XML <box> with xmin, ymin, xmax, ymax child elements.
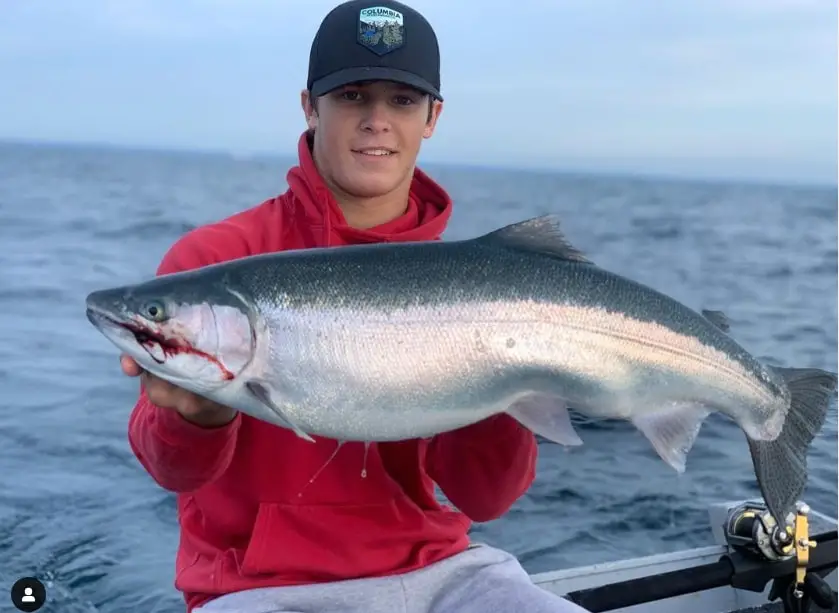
<box><xmin>354</xmin><ymin>147</ymin><xmax>396</xmax><ymax>156</ymax></box>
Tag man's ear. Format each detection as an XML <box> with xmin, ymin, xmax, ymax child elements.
<box><xmin>301</xmin><ymin>89</ymin><xmax>318</xmax><ymax>130</ymax></box>
<box><xmin>423</xmin><ymin>99</ymin><xmax>443</xmax><ymax>139</ymax></box>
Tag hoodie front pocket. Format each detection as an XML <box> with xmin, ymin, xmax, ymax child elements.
<box><xmin>240</xmin><ymin>495</ymin><xmax>455</xmax><ymax>581</ymax></box>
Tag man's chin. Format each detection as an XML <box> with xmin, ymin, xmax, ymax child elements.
<box><xmin>341</xmin><ymin>172</ymin><xmax>407</xmax><ymax>199</ymax></box>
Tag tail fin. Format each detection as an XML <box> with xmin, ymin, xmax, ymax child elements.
<box><xmin>747</xmin><ymin>367</ymin><xmax>837</xmax><ymax>525</ymax></box>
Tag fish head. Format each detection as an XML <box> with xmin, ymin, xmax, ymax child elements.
<box><xmin>85</xmin><ymin>276</ymin><xmax>255</xmax><ymax>394</ymax></box>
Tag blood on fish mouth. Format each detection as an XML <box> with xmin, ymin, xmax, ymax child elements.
<box><xmin>122</xmin><ymin>322</ymin><xmax>177</xmax><ymax>363</ymax></box>
<box><xmin>114</xmin><ymin>317</ymin><xmax>235</xmax><ymax>381</ymax></box>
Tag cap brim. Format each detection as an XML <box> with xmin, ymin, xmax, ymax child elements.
<box><xmin>310</xmin><ymin>66</ymin><xmax>442</xmax><ymax>100</ymax></box>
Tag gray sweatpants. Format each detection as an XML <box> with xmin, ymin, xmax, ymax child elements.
<box><xmin>194</xmin><ymin>544</ymin><xmax>590</xmax><ymax>613</ymax></box>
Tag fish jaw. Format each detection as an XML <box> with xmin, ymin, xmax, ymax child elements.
<box><xmin>85</xmin><ymin>293</ymin><xmax>254</xmax><ymax>395</ymax></box>
<box><xmin>86</xmin><ymin>307</ymin><xmax>157</xmax><ymax>368</ymax></box>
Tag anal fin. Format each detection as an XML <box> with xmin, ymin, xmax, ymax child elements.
<box><xmin>631</xmin><ymin>402</ymin><xmax>711</xmax><ymax>472</ymax></box>
<box><xmin>507</xmin><ymin>394</ymin><xmax>583</xmax><ymax>446</ymax></box>
<box><xmin>245</xmin><ymin>379</ymin><xmax>316</xmax><ymax>443</ymax></box>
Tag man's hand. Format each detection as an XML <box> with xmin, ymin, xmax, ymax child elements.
<box><xmin>120</xmin><ymin>355</ymin><xmax>237</xmax><ymax>428</ymax></box>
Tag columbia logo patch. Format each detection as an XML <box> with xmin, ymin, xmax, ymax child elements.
<box><xmin>357</xmin><ymin>6</ymin><xmax>405</xmax><ymax>55</ymax></box>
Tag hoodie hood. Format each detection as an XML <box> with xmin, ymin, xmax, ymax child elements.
<box><xmin>285</xmin><ymin>131</ymin><xmax>452</xmax><ymax>247</ymax></box>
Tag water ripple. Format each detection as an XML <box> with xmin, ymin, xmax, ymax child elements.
<box><xmin>1</xmin><ymin>144</ymin><xmax>836</xmax><ymax>611</ymax></box>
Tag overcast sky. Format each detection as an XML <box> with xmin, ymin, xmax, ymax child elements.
<box><xmin>1</xmin><ymin>0</ymin><xmax>836</xmax><ymax>184</ymax></box>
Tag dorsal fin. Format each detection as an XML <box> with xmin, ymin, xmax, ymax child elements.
<box><xmin>701</xmin><ymin>309</ymin><xmax>730</xmax><ymax>332</ymax></box>
<box><xmin>477</xmin><ymin>215</ymin><xmax>593</xmax><ymax>264</ymax></box>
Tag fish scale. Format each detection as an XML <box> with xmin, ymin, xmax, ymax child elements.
<box><xmin>222</xmin><ymin>235</ymin><xmax>777</xmax><ymax>394</ymax></box>
<box><xmin>85</xmin><ymin>215</ymin><xmax>837</xmax><ymax>528</ymax></box>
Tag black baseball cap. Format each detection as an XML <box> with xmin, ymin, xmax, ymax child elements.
<box><xmin>307</xmin><ymin>0</ymin><xmax>442</xmax><ymax>100</ymax></box>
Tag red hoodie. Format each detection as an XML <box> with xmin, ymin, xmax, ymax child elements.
<box><xmin>127</xmin><ymin>131</ymin><xmax>538</xmax><ymax>612</ymax></box>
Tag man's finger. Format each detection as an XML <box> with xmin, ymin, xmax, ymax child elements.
<box><xmin>120</xmin><ymin>355</ymin><xmax>143</xmax><ymax>377</ymax></box>
<box><xmin>143</xmin><ymin>374</ymin><xmax>173</xmax><ymax>407</ymax></box>
<box><xmin>142</xmin><ymin>370</ymin><xmax>177</xmax><ymax>395</ymax></box>
<box><xmin>140</xmin><ymin>370</ymin><xmax>160</xmax><ymax>390</ymax></box>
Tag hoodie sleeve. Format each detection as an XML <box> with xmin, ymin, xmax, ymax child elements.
<box><xmin>126</xmin><ymin>226</ymin><xmax>247</xmax><ymax>493</ymax></box>
<box><xmin>426</xmin><ymin>414</ymin><xmax>537</xmax><ymax>522</ymax></box>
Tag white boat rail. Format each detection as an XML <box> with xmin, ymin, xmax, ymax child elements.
<box><xmin>530</xmin><ymin>499</ymin><xmax>838</xmax><ymax>613</ymax></box>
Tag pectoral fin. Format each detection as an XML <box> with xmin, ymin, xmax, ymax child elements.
<box><xmin>245</xmin><ymin>379</ymin><xmax>315</xmax><ymax>443</ymax></box>
<box><xmin>631</xmin><ymin>403</ymin><xmax>711</xmax><ymax>472</ymax></box>
<box><xmin>507</xmin><ymin>394</ymin><xmax>584</xmax><ymax>446</ymax></box>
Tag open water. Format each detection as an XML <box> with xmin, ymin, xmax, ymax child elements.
<box><xmin>0</xmin><ymin>141</ymin><xmax>836</xmax><ymax>612</ymax></box>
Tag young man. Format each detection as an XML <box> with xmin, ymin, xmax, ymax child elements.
<box><xmin>121</xmin><ymin>1</ymin><xmax>590</xmax><ymax>611</ymax></box>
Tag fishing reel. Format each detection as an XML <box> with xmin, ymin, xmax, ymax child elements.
<box><xmin>724</xmin><ymin>500</ymin><xmax>830</xmax><ymax>608</ymax></box>
<box><xmin>723</xmin><ymin>501</ymin><xmax>798</xmax><ymax>562</ymax></box>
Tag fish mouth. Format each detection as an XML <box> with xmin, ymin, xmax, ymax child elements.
<box><xmin>86</xmin><ymin>306</ymin><xmax>128</xmax><ymax>333</ymax></box>
<box><xmin>86</xmin><ymin>305</ymin><xmax>236</xmax><ymax>380</ymax></box>
<box><xmin>86</xmin><ymin>306</ymin><xmax>175</xmax><ymax>365</ymax></box>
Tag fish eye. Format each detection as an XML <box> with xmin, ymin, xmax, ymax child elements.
<box><xmin>142</xmin><ymin>300</ymin><xmax>167</xmax><ymax>322</ymax></box>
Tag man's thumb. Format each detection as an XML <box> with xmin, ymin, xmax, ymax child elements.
<box><xmin>120</xmin><ymin>355</ymin><xmax>143</xmax><ymax>377</ymax></box>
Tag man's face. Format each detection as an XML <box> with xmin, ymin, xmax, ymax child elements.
<box><xmin>302</xmin><ymin>80</ymin><xmax>443</xmax><ymax>201</ymax></box>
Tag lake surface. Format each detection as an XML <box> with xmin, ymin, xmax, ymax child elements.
<box><xmin>1</xmin><ymin>142</ymin><xmax>835</xmax><ymax>612</ymax></box>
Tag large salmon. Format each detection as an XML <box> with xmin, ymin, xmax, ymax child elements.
<box><xmin>85</xmin><ymin>216</ymin><xmax>837</xmax><ymax>526</ymax></box>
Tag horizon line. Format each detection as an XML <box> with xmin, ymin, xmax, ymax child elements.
<box><xmin>1</xmin><ymin>135</ymin><xmax>835</xmax><ymax>192</ymax></box>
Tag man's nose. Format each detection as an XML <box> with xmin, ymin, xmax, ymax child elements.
<box><xmin>360</xmin><ymin>100</ymin><xmax>391</xmax><ymax>132</ymax></box>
